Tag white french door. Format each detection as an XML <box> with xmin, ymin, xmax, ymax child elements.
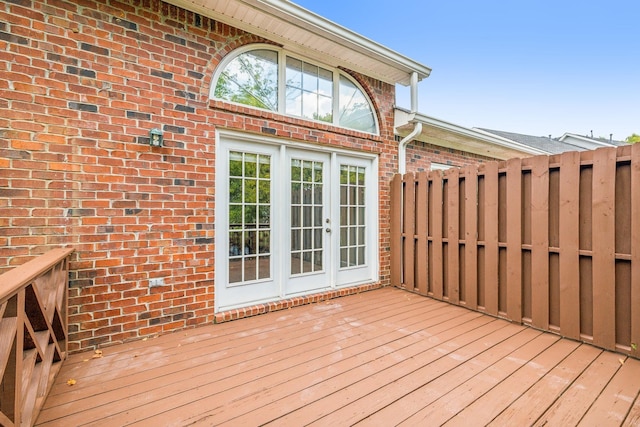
<box><xmin>215</xmin><ymin>133</ymin><xmax>378</xmax><ymax>312</ymax></box>
<box><xmin>285</xmin><ymin>150</ymin><xmax>331</xmax><ymax>295</ymax></box>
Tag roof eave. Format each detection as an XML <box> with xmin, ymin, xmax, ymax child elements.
<box><xmin>394</xmin><ymin>109</ymin><xmax>549</xmax><ymax>160</ymax></box>
<box><xmin>164</xmin><ymin>0</ymin><xmax>431</xmax><ymax>85</ymax></box>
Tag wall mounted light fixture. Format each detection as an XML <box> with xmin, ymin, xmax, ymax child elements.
<box><xmin>149</xmin><ymin>128</ymin><xmax>163</xmax><ymax>147</ymax></box>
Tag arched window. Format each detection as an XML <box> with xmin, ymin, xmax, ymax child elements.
<box><xmin>212</xmin><ymin>46</ymin><xmax>378</xmax><ymax>135</ymax></box>
<box><xmin>214</xmin><ymin>49</ymin><xmax>278</xmax><ymax>111</ymax></box>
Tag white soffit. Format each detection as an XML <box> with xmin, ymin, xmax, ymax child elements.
<box><xmin>164</xmin><ymin>0</ymin><xmax>431</xmax><ymax>85</ymax></box>
<box><xmin>394</xmin><ymin>109</ymin><xmax>548</xmax><ymax>160</ymax></box>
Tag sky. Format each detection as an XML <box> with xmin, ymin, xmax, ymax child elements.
<box><xmin>294</xmin><ymin>0</ymin><xmax>639</xmax><ymax>141</ymax></box>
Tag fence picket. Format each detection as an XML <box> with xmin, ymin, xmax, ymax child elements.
<box><xmin>559</xmin><ymin>151</ymin><xmax>581</xmax><ymax>340</ymax></box>
<box><xmin>592</xmin><ymin>147</ymin><xmax>617</xmax><ymax>350</ymax></box>
<box><xmin>506</xmin><ymin>158</ymin><xmax>522</xmax><ymax>322</ymax></box>
<box><xmin>403</xmin><ymin>173</ymin><xmax>416</xmax><ymax>291</ymax></box>
<box><xmin>390</xmin><ymin>174</ymin><xmax>403</xmax><ymax>287</ymax></box>
<box><xmin>531</xmin><ymin>155</ymin><xmax>550</xmax><ymax>329</ymax></box>
<box><xmin>632</xmin><ymin>143</ymin><xmax>640</xmax><ymax>357</ymax></box>
<box><xmin>484</xmin><ymin>162</ymin><xmax>499</xmax><ymax>315</ymax></box>
<box><xmin>431</xmin><ymin>171</ymin><xmax>444</xmax><ymax>299</ymax></box>
<box><xmin>464</xmin><ymin>165</ymin><xmax>478</xmax><ymax>309</ymax></box>
<box><xmin>415</xmin><ymin>172</ymin><xmax>429</xmax><ymax>295</ymax></box>
<box><xmin>447</xmin><ymin>168</ymin><xmax>460</xmax><ymax>304</ymax></box>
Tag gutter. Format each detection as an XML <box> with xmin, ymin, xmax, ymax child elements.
<box><xmin>398</xmin><ymin>72</ymin><xmax>421</xmax><ymax>174</ymax></box>
<box><xmin>250</xmin><ymin>0</ymin><xmax>433</xmax><ymax>83</ymax></box>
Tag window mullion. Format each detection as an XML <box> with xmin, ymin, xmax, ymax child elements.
<box><xmin>332</xmin><ymin>72</ymin><xmax>339</xmax><ymax>126</ymax></box>
<box><xmin>278</xmin><ymin>51</ymin><xmax>286</xmax><ymax>113</ymax></box>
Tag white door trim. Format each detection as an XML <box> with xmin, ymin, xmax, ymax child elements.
<box><xmin>215</xmin><ymin>130</ymin><xmax>379</xmax><ymax>312</ymax></box>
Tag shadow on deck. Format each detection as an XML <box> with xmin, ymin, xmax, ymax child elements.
<box><xmin>36</xmin><ymin>287</ymin><xmax>640</xmax><ymax>426</ymax></box>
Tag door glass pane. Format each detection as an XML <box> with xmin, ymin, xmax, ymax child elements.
<box><xmin>245</xmin><ymin>256</ymin><xmax>257</xmax><ymax>281</ymax></box>
<box><xmin>258</xmin><ymin>256</ymin><xmax>270</xmax><ymax>279</ymax></box>
<box><xmin>302</xmin><ymin>251</ymin><xmax>313</xmax><ymax>273</ymax></box>
<box><xmin>291</xmin><ymin>157</ymin><xmax>324</xmax><ymax>275</ymax></box>
<box><xmin>291</xmin><ymin>206</ymin><xmax>301</xmax><ymax>228</ymax></box>
<box><xmin>291</xmin><ymin>229</ymin><xmax>301</xmax><ymax>251</ymax></box>
<box><xmin>291</xmin><ymin>252</ymin><xmax>301</xmax><ymax>274</ymax></box>
<box><xmin>228</xmin><ymin>151</ymin><xmax>271</xmax><ymax>283</ymax></box>
<box><xmin>339</xmin><ymin>164</ymin><xmax>366</xmax><ymax>269</ymax></box>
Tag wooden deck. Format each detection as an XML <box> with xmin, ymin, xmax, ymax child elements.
<box><xmin>36</xmin><ymin>287</ymin><xmax>640</xmax><ymax>426</ymax></box>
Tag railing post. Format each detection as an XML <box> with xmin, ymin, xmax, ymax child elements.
<box><xmin>0</xmin><ymin>248</ymin><xmax>74</xmax><ymax>426</ymax></box>
<box><xmin>15</xmin><ymin>290</ymin><xmax>25</xmax><ymax>426</ymax></box>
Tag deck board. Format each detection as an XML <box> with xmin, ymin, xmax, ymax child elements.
<box><xmin>35</xmin><ymin>287</ymin><xmax>640</xmax><ymax>426</ymax></box>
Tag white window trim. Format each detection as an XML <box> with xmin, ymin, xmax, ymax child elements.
<box><xmin>430</xmin><ymin>162</ymin><xmax>452</xmax><ymax>171</ymax></box>
<box><xmin>210</xmin><ymin>44</ymin><xmax>380</xmax><ymax>135</ymax></box>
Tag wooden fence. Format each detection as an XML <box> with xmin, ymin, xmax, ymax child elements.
<box><xmin>0</xmin><ymin>248</ymin><xmax>74</xmax><ymax>427</ymax></box>
<box><xmin>390</xmin><ymin>144</ymin><xmax>640</xmax><ymax>357</ymax></box>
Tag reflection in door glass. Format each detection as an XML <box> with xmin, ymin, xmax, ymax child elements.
<box><xmin>340</xmin><ymin>165</ymin><xmax>366</xmax><ymax>268</ymax></box>
<box><xmin>228</xmin><ymin>151</ymin><xmax>271</xmax><ymax>283</ymax></box>
<box><xmin>291</xmin><ymin>159</ymin><xmax>324</xmax><ymax>275</ymax></box>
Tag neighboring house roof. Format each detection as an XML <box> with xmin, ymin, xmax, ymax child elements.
<box><xmin>164</xmin><ymin>0</ymin><xmax>431</xmax><ymax>85</ymax></box>
<box><xmin>394</xmin><ymin>109</ymin><xmax>548</xmax><ymax>160</ymax></box>
<box><xmin>475</xmin><ymin>129</ymin><xmax>587</xmax><ymax>155</ymax></box>
<box><xmin>558</xmin><ymin>133</ymin><xmax>627</xmax><ymax>149</ymax></box>
<box><xmin>476</xmin><ymin>129</ymin><xmax>627</xmax><ymax>155</ymax></box>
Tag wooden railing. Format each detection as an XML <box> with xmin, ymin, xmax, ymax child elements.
<box><xmin>0</xmin><ymin>248</ymin><xmax>74</xmax><ymax>426</ymax></box>
<box><xmin>391</xmin><ymin>144</ymin><xmax>640</xmax><ymax>358</ymax></box>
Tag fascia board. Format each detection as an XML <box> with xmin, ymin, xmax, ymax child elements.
<box><xmin>407</xmin><ymin>112</ymin><xmax>549</xmax><ymax>156</ymax></box>
<box><xmin>164</xmin><ymin>0</ymin><xmax>431</xmax><ymax>85</ymax></box>
<box><xmin>248</xmin><ymin>0</ymin><xmax>432</xmax><ymax>82</ymax></box>
<box><xmin>559</xmin><ymin>133</ymin><xmax>613</xmax><ymax>148</ymax></box>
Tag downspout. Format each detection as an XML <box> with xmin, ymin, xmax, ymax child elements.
<box><xmin>398</xmin><ymin>71</ymin><xmax>421</xmax><ymax>174</ymax></box>
<box><xmin>398</xmin><ymin>122</ymin><xmax>422</xmax><ymax>175</ymax></box>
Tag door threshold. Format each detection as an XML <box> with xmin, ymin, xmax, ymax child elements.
<box><xmin>214</xmin><ymin>282</ymin><xmax>382</xmax><ymax>324</ymax></box>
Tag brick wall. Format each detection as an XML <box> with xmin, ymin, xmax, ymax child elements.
<box><xmin>404</xmin><ymin>140</ymin><xmax>494</xmax><ymax>173</ymax></box>
<box><xmin>0</xmin><ymin>0</ymin><xmax>490</xmax><ymax>352</ymax></box>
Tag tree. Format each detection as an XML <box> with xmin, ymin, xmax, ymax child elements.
<box><xmin>214</xmin><ymin>51</ymin><xmax>278</xmax><ymax>111</ymax></box>
<box><xmin>625</xmin><ymin>133</ymin><xmax>640</xmax><ymax>144</ymax></box>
